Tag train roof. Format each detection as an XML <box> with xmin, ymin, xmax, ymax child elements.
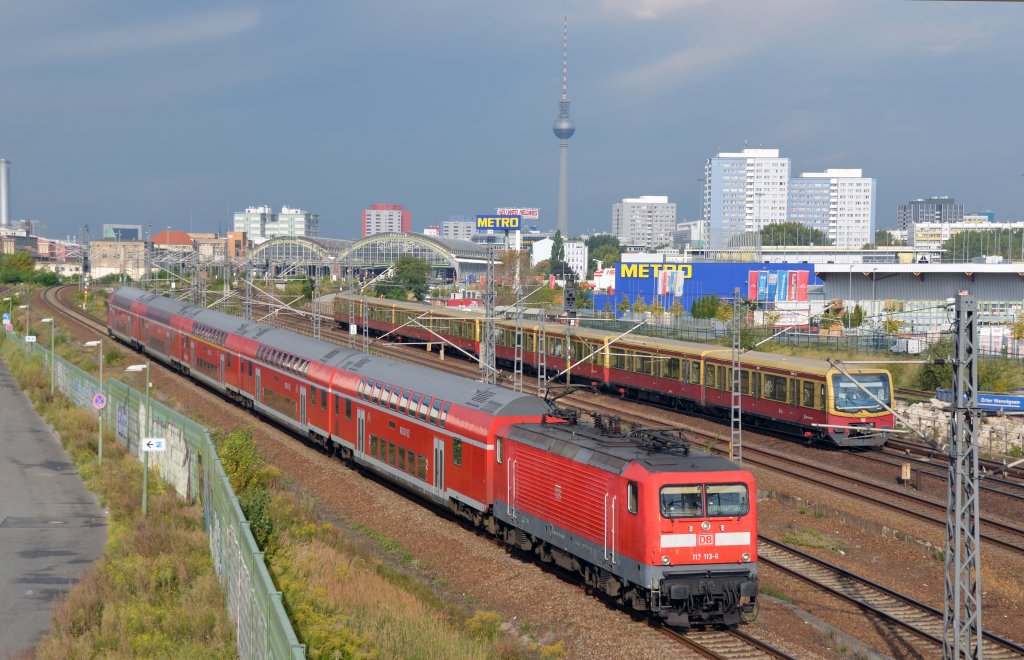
<box><xmin>112</xmin><ymin>287</ymin><xmax>550</xmax><ymax>418</ymax></box>
<box><xmin>504</xmin><ymin>422</ymin><xmax>742</xmax><ymax>476</ymax></box>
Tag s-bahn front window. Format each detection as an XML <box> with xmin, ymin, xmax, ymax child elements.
<box><xmin>831</xmin><ymin>373</ymin><xmax>891</xmax><ymax>413</ymax></box>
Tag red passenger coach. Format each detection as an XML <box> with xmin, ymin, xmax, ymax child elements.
<box><xmin>108</xmin><ymin>287</ymin><xmax>757</xmax><ymax>628</ymax></box>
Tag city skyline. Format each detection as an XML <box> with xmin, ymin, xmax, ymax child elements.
<box><xmin>1</xmin><ymin>1</ymin><xmax>1022</xmax><ymax>240</ymax></box>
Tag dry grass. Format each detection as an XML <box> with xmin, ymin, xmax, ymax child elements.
<box><xmin>0</xmin><ymin>338</ymin><xmax>236</xmax><ymax>658</ymax></box>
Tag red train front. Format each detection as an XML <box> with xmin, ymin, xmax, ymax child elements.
<box><xmin>493</xmin><ymin>421</ymin><xmax>758</xmax><ymax>628</ymax></box>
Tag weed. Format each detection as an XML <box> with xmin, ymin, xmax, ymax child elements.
<box><xmin>782</xmin><ymin>529</ymin><xmax>849</xmax><ymax>554</ymax></box>
<box><xmin>757</xmin><ymin>584</ymin><xmax>790</xmax><ymax>602</ymax></box>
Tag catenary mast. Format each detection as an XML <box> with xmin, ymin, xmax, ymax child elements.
<box><xmin>553</xmin><ymin>17</ymin><xmax>575</xmax><ymax>238</ymax></box>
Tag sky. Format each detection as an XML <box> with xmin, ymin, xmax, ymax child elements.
<box><xmin>2</xmin><ymin>0</ymin><xmax>1023</xmax><ymax>241</ymax></box>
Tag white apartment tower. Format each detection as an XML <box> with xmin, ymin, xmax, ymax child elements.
<box><xmin>611</xmin><ymin>196</ymin><xmax>677</xmax><ymax>249</ymax></box>
<box><xmin>788</xmin><ymin>169</ymin><xmax>875</xmax><ymax>248</ymax></box>
<box><xmin>703</xmin><ymin>148</ymin><xmax>790</xmax><ymax>249</ymax></box>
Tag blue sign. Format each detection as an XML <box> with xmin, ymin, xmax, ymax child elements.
<box><xmin>594</xmin><ymin>262</ymin><xmax>818</xmax><ymax>318</ymax></box>
<box><xmin>1</xmin><ymin>312</ymin><xmax>9</xmax><ymax>324</ymax></box>
<box><xmin>936</xmin><ymin>389</ymin><xmax>1024</xmax><ymax>412</ymax></box>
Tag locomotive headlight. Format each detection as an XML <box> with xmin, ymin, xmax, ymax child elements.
<box><xmin>661</xmin><ymin>555</ymin><xmax>671</xmax><ymax>565</ymax></box>
<box><xmin>741</xmin><ymin>553</ymin><xmax>751</xmax><ymax>563</ymax></box>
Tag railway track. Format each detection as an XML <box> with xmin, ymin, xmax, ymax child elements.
<box><xmin>39</xmin><ymin>286</ymin><xmax>806</xmax><ymax>659</ymax></box>
<box><xmin>45</xmin><ymin>287</ymin><xmax>1024</xmax><ymax>657</ymax></box>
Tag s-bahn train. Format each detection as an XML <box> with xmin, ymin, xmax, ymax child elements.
<box><xmin>334</xmin><ymin>295</ymin><xmax>895</xmax><ymax>448</ymax></box>
<box><xmin>108</xmin><ymin>287</ymin><xmax>758</xmax><ymax>628</ymax></box>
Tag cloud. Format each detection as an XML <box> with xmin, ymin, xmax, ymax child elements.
<box><xmin>597</xmin><ymin>0</ymin><xmax>714</xmax><ymax>21</ymax></box>
<box><xmin>3</xmin><ymin>8</ymin><xmax>261</xmax><ymax>64</ymax></box>
<box><xmin>864</xmin><ymin>16</ymin><xmax>1001</xmax><ymax>58</ymax></box>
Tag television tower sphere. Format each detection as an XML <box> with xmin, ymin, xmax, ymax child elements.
<box><xmin>553</xmin><ymin>115</ymin><xmax>575</xmax><ymax>140</ymax></box>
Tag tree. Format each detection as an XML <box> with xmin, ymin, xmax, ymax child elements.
<box><xmin>586</xmin><ymin>235</ymin><xmax>621</xmax><ymax>276</ymax></box>
<box><xmin>691</xmin><ymin>294</ymin><xmax>720</xmax><ymax>319</ymax></box>
<box><xmin>617</xmin><ymin>294</ymin><xmax>632</xmax><ymax>317</ymax></box>
<box><xmin>648</xmin><ymin>299</ymin><xmax>665</xmax><ymax>324</ymax></box>
<box><xmin>849</xmin><ymin>304</ymin><xmax>865</xmax><ymax>329</ymax></box>
<box><xmin>882</xmin><ymin>317</ymin><xmax>904</xmax><ymax>335</ymax></box>
<box><xmin>940</xmin><ymin>228</ymin><xmax>1024</xmax><ymax>263</ymax></box>
<box><xmin>874</xmin><ymin>229</ymin><xmax>905</xmax><ymax>247</ymax></box>
<box><xmin>670</xmin><ymin>299</ymin><xmax>683</xmax><ymax>322</ymax></box>
<box><xmin>759</xmin><ymin>222</ymin><xmax>833</xmax><ymax>247</ymax></box>
<box><xmin>0</xmin><ymin>251</ymin><xmax>36</xmax><ymax>283</ymax></box>
<box><xmin>632</xmin><ymin>294</ymin><xmax>648</xmax><ymax>316</ymax></box>
<box><xmin>375</xmin><ymin>255</ymin><xmax>430</xmax><ymax>301</ymax></box>
<box><xmin>714</xmin><ymin>302</ymin><xmax>733</xmax><ymax>323</ymax></box>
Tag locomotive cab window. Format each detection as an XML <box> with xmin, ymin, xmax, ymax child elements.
<box><xmin>661</xmin><ymin>485</ymin><xmax>702</xmax><ymax>518</ymax></box>
<box><xmin>627</xmin><ymin>481</ymin><xmax>638</xmax><ymax>514</ymax></box>
<box><xmin>706</xmin><ymin>484</ymin><xmax>750</xmax><ymax>517</ymax></box>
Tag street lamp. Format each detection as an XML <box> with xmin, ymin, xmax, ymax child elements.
<box><xmin>85</xmin><ymin>340</ymin><xmax>104</xmax><ymax>465</ymax></box>
<box><xmin>40</xmin><ymin>318</ymin><xmax>55</xmax><ymax>395</ymax></box>
<box><xmin>18</xmin><ymin>304</ymin><xmax>29</xmax><ymax>337</ymax></box>
<box><xmin>125</xmin><ymin>362</ymin><xmax>152</xmax><ymax>516</ymax></box>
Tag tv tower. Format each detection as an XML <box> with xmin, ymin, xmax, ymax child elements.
<box><xmin>552</xmin><ymin>16</ymin><xmax>575</xmax><ymax>238</ymax></box>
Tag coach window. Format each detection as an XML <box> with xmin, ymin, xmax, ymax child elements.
<box><xmin>453</xmin><ymin>439</ymin><xmax>463</xmax><ymax>466</ymax></box>
<box><xmin>370</xmin><ymin>435</ymin><xmax>378</xmax><ymax>456</ymax></box>
<box><xmin>429</xmin><ymin>400</ymin><xmax>442</xmax><ymax>425</ymax></box>
<box><xmin>399</xmin><ymin>389</ymin><xmax>411</xmax><ymax>414</ymax></box>
<box><xmin>706</xmin><ymin>484</ymin><xmax>749</xmax><ymax>517</ymax></box>
<box><xmin>690</xmin><ymin>361</ymin><xmax>701</xmax><ymax>385</ymax></box>
<box><xmin>627</xmin><ymin>481</ymin><xmax>638</xmax><ymax>515</ymax></box>
<box><xmin>417</xmin><ymin>454</ymin><xmax>427</xmax><ymax>480</ymax></box>
<box><xmin>407</xmin><ymin>453</ymin><xmax>416</xmax><ymax>474</ymax></box>
<box><xmin>418</xmin><ymin>397</ymin><xmax>432</xmax><ymax>421</ymax></box>
<box><xmin>496</xmin><ymin>438</ymin><xmax>503</xmax><ymax>464</ymax></box>
<box><xmin>664</xmin><ymin>357</ymin><xmax>680</xmax><ymax>380</ymax></box>
<box><xmin>635</xmin><ymin>353</ymin><xmax>653</xmax><ymax>376</ymax></box>
<box><xmin>321</xmin><ymin>388</ymin><xmax>328</xmax><ymax>410</ymax></box>
<box><xmin>248</xmin><ymin>360</ymin><xmax>253</xmax><ymax>377</ymax></box>
<box><xmin>801</xmin><ymin>381</ymin><xmax>815</xmax><ymax>408</ymax></box>
<box><xmin>382</xmin><ymin>385</ymin><xmax>393</xmax><ymax>408</ymax></box>
<box><xmin>740</xmin><ymin>369</ymin><xmax>750</xmax><ymax>395</ymax></box>
<box><xmin>717</xmin><ymin>366</ymin><xmax>727</xmax><ymax>391</ymax></box>
<box><xmin>790</xmin><ymin>379</ymin><xmax>799</xmax><ymax>407</ymax></box>
<box><xmin>345</xmin><ymin>398</ymin><xmax>352</xmax><ymax>420</ymax></box>
<box><xmin>611</xmin><ymin>349</ymin><xmax>627</xmax><ymax>370</ymax></box>
<box><xmin>372</xmin><ymin>381</ymin><xmax>383</xmax><ymax>403</ymax></box>
<box><xmin>439</xmin><ymin>402</ymin><xmax>451</xmax><ymax>428</ymax></box>
<box><xmin>398</xmin><ymin>447</ymin><xmax>406</xmax><ymax>472</ymax></box>
<box><xmin>764</xmin><ymin>374</ymin><xmax>787</xmax><ymax>402</ymax></box>
<box><xmin>389</xmin><ymin>387</ymin><xmax>400</xmax><ymax>410</ymax></box>
<box><xmin>820</xmin><ymin>384</ymin><xmax>827</xmax><ymax>410</ymax></box>
<box><xmin>705</xmin><ymin>364</ymin><xmax>715</xmax><ymax>389</ymax></box>
<box><xmin>661</xmin><ymin>485</ymin><xmax>703</xmax><ymax>518</ymax></box>
<box><xmin>751</xmin><ymin>371</ymin><xmax>761</xmax><ymax>398</ymax></box>
<box><xmin>409</xmin><ymin>393</ymin><xmax>421</xmax><ymax>417</ymax></box>
<box><xmin>310</xmin><ymin>385</ymin><xmax>317</xmax><ymax>403</ymax></box>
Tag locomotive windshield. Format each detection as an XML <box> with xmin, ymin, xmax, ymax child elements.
<box><xmin>661</xmin><ymin>484</ymin><xmax>750</xmax><ymax>518</ymax></box>
<box><xmin>831</xmin><ymin>373</ymin><xmax>891</xmax><ymax>413</ymax></box>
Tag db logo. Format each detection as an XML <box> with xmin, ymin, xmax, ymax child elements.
<box><xmin>698</xmin><ymin>534</ymin><xmax>714</xmax><ymax>545</ymax></box>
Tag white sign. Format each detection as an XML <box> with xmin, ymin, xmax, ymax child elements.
<box><xmin>25</xmin><ymin>335</ymin><xmax>37</xmax><ymax>343</ymax></box>
<box><xmin>142</xmin><ymin>437</ymin><xmax>166</xmax><ymax>452</ymax></box>
<box><xmin>496</xmin><ymin>207</ymin><xmax>539</xmax><ymax>220</ymax></box>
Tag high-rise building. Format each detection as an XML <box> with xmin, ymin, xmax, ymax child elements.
<box><xmin>612</xmin><ymin>196</ymin><xmax>677</xmax><ymax>249</ymax></box>
<box><xmin>789</xmin><ymin>169</ymin><xmax>875</xmax><ymax>248</ymax></box>
<box><xmin>362</xmin><ymin>203</ymin><xmax>411</xmax><ymax>238</ymax></box>
<box><xmin>233</xmin><ymin>205</ymin><xmax>274</xmax><ymax>241</ymax></box>
<box><xmin>897</xmin><ymin>196</ymin><xmax>963</xmax><ymax>231</ymax></box>
<box><xmin>703</xmin><ymin>148</ymin><xmax>790</xmax><ymax>249</ymax></box>
<box><xmin>268</xmin><ymin>206</ymin><xmax>318</xmax><ymax>239</ymax></box>
<box><xmin>233</xmin><ymin>205</ymin><xmax>319</xmax><ymax>242</ymax></box>
<box><xmin>552</xmin><ymin>17</ymin><xmax>575</xmax><ymax>237</ymax></box>
<box><xmin>442</xmin><ymin>216</ymin><xmax>475</xmax><ymax>241</ymax></box>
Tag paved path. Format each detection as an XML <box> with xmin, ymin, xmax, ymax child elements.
<box><xmin>0</xmin><ymin>358</ymin><xmax>107</xmax><ymax>658</ymax></box>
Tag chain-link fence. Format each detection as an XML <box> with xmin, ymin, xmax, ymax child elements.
<box><xmin>7</xmin><ymin>334</ymin><xmax>305</xmax><ymax>659</ymax></box>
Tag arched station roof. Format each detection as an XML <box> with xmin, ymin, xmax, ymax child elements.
<box><xmin>336</xmin><ymin>233</ymin><xmax>490</xmax><ymax>277</ymax></box>
<box><xmin>249</xmin><ymin>236</ymin><xmax>353</xmax><ymax>265</ymax></box>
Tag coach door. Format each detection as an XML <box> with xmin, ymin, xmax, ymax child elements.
<box><xmin>299</xmin><ymin>388</ymin><xmax>307</xmax><ymax>425</ymax></box>
<box><xmin>219</xmin><ymin>354</ymin><xmax>225</xmax><ymax>383</ymax></box>
<box><xmin>604</xmin><ymin>493</ymin><xmax>618</xmax><ymax>565</ymax></box>
<box><xmin>255</xmin><ymin>368</ymin><xmax>261</xmax><ymax>404</ymax></box>
<box><xmin>433</xmin><ymin>437</ymin><xmax>445</xmax><ymax>498</ymax></box>
<box><xmin>357</xmin><ymin>409</ymin><xmax>365</xmax><ymax>455</ymax></box>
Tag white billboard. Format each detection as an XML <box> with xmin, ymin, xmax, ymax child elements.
<box><xmin>496</xmin><ymin>207</ymin><xmax>539</xmax><ymax>220</ymax></box>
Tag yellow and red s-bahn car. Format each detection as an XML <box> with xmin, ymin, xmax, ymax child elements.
<box><xmin>335</xmin><ymin>295</ymin><xmax>894</xmax><ymax>448</ymax></box>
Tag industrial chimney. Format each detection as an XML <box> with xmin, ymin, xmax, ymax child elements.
<box><xmin>0</xmin><ymin>159</ymin><xmax>9</xmax><ymax>227</ymax></box>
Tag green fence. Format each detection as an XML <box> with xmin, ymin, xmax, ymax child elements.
<box><xmin>7</xmin><ymin>333</ymin><xmax>305</xmax><ymax>659</ymax></box>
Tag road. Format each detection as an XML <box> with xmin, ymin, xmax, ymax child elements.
<box><xmin>0</xmin><ymin>358</ymin><xmax>107</xmax><ymax>657</ymax></box>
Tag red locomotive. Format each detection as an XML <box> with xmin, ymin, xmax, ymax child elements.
<box><xmin>335</xmin><ymin>294</ymin><xmax>895</xmax><ymax>448</ymax></box>
<box><xmin>109</xmin><ymin>287</ymin><xmax>758</xmax><ymax>628</ymax></box>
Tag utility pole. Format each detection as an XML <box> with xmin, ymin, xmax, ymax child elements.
<box><xmin>944</xmin><ymin>293</ymin><xmax>982</xmax><ymax>659</ymax></box>
<box><xmin>311</xmin><ymin>275</ymin><xmax>321</xmax><ymax>340</ymax></box>
<box><xmin>730</xmin><ymin>287</ymin><xmax>743</xmax><ymax>465</ymax></box>
<box><xmin>512</xmin><ymin>250</ymin><xmax>525</xmax><ymax>392</ymax></box>
<box><xmin>481</xmin><ymin>247</ymin><xmax>497</xmax><ymax>384</ymax></box>
<box><xmin>243</xmin><ymin>261</ymin><xmax>253</xmax><ymax>322</ymax></box>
